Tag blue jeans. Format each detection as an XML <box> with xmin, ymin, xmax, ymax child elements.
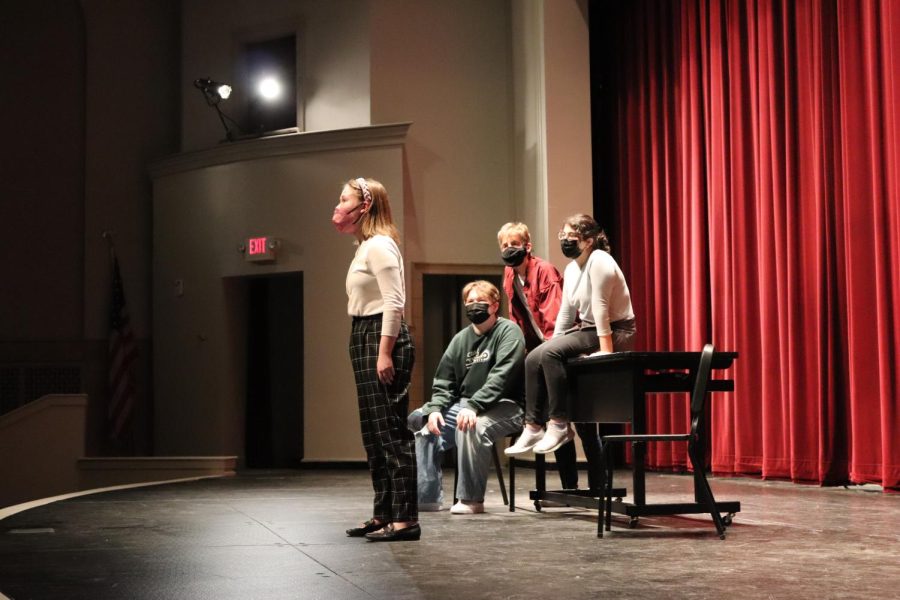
<box><xmin>410</xmin><ymin>401</ymin><xmax>523</xmax><ymax>505</ymax></box>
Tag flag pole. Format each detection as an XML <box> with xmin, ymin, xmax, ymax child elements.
<box><xmin>102</xmin><ymin>230</ymin><xmax>115</xmax><ymax>260</ymax></box>
<box><xmin>103</xmin><ymin>230</ymin><xmax>138</xmax><ymax>453</ymax></box>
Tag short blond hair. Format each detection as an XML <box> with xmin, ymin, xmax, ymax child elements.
<box><xmin>497</xmin><ymin>222</ymin><xmax>531</xmax><ymax>246</ymax></box>
<box><xmin>462</xmin><ymin>280</ymin><xmax>500</xmax><ymax>305</ymax></box>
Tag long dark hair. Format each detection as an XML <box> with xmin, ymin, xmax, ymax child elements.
<box><xmin>564</xmin><ymin>214</ymin><xmax>610</xmax><ymax>253</ymax></box>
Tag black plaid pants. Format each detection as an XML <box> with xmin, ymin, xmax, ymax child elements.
<box><xmin>350</xmin><ymin>315</ymin><xmax>417</xmax><ymax>522</ymax></box>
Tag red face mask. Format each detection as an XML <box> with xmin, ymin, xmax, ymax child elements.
<box><xmin>332</xmin><ymin>202</ymin><xmax>366</xmax><ymax>234</ymax></box>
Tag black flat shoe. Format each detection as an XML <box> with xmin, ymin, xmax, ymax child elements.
<box><xmin>365</xmin><ymin>523</ymin><xmax>421</xmax><ymax>542</ymax></box>
<box><xmin>346</xmin><ymin>519</ymin><xmax>384</xmax><ymax>537</ymax></box>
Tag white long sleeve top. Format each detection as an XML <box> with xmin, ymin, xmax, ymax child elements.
<box><xmin>553</xmin><ymin>249</ymin><xmax>634</xmax><ymax>338</ymax></box>
<box><xmin>346</xmin><ymin>235</ymin><xmax>405</xmax><ymax>337</ymax></box>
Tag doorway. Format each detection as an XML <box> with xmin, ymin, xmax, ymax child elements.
<box><xmin>244</xmin><ymin>273</ymin><xmax>304</xmax><ymax>468</ymax></box>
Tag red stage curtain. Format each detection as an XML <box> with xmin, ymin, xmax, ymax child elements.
<box><xmin>608</xmin><ymin>0</ymin><xmax>900</xmax><ymax>489</ymax></box>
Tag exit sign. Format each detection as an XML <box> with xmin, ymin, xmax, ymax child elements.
<box><xmin>244</xmin><ymin>236</ymin><xmax>278</xmax><ymax>262</ymax></box>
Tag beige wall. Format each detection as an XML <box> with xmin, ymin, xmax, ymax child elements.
<box><xmin>543</xmin><ymin>0</ymin><xmax>593</xmax><ymax>265</ymax></box>
<box><xmin>0</xmin><ymin>2</ymin><xmax>84</xmax><ymax>341</ymax></box>
<box><xmin>0</xmin><ymin>395</ymin><xmax>87</xmax><ymax>508</ymax></box>
<box><xmin>511</xmin><ymin>0</ymin><xmax>550</xmax><ymax>258</ymax></box>
<box><xmin>152</xmin><ymin>0</ymin><xmax>594</xmax><ymax>462</ymax></box>
<box><xmin>82</xmin><ymin>0</ymin><xmax>180</xmax><ymax>342</ymax></box>
<box><xmin>370</xmin><ymin>0</ymin><xmax>516</xmax><ymax>267</ymax></box>
<box><xmin>1</xmin><ymin>0</ymin><xmax>594</xmax><ymax>467</ymax></box>
<box><xmin>181</xmin><ymin>0</ymin><xmax>371</xmax><ymax>152</ymax></box>
<box><xmin>160</xmin><ymin>0</ymin><xmax>526</xmax><ymax>462</ymax></box>
<box><xmin>0</xmin><ymin>2</ymin><xmax>179</xmax><ymax>456</ymax></box>
<box><xmin>150</xmin><ymin>128</ymin><xmax>406</xmax><ymax>461</ymax></box>
<box><xmin>509</xmin><ymin>0</ymin><xmax>594</xmax><ymax>261</ymax></box>
<box><xmin>81</xmin><ymin>0</ymin><xmax>180</xmax><ymax>454</ymax></box>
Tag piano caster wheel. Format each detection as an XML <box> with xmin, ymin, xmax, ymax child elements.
<box><xmin>723</xmin><ymin>513</ymin><xmax>734</xmax><ymax>526</ymax></box>
<box><xmin>628</xmin><ymin>517</ymin><xmax>639</xmax><ymax>528</ymax></box>
<box><xmin>534</xmin><ymin>501</ymin><xmax>542</xmax><ymax>512</ymax></box>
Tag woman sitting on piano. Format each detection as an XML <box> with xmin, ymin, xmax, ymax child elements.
<box><xmin>505</xmin><ymin>213</ymin><xmax>637</xmax><ymax>456</ymax></box>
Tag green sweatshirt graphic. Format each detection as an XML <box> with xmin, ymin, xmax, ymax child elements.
<box><xmin>421</xmin><ymin>317</ymin><xmax>525</xmax><ymax>415</ymax></box>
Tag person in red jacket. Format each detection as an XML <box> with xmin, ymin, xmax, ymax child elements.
<box><xmin>497</xmin><ymin>222</ymin><xmax>582</xmax><ymax>491</ymax></box>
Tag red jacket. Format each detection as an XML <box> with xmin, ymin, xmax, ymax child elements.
<box><xmin>502</xmin><ymin>254</ymin><xmax>563</xmax><ymax>351</ymax></box>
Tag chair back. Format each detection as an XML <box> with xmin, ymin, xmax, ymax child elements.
<box><xmin>688</xmin><ymin>344</ymin><xmax>715</xmax><ymax>435</ymax></box>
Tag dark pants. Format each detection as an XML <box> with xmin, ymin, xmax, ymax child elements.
<box><xmin>525</xmin><ymin>320</ymin><xmax>636</xmax><ymax>490</ymax></box>
<box><xmin>552</xmin><ymin>425</ymin><xmax>604</xmax><ymax>490</ymax></box>
<box><xmin>350</xmin><ymin>315</ymin><xmax>417</xmax><ymax>522</ymax></box>
<box><xmin>525</xmin><ymin>328</ymin><xmax>602</xmax><ymax>424</ymax></box>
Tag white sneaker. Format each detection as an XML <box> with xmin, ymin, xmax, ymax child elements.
<box><xmin>533</xmin><ymin>425</ymin><xmax>575</xmax><ymax>454</ymax></box>
<box><xmin>418</xmin><ymin>502</ymin><xmax>444</xmax><ymax>512</ymax></box>
<box><xmin>504</xmin><ymin>428</ymin><xmax>544</xmax><ymax>456</ymax></box>
<box><xmin>450</xmin><ymin>500</ymin><xmax>484</xmax><ymax>514</ymax></box>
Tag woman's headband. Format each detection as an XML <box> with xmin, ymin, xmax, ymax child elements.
<box><xmin>356</xmin><ymin>178</ymin><xmax>372</xmax><ymax>204</ymax></box>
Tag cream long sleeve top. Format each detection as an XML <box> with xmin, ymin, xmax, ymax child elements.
<box><xmin>553</xmin><ymin>249</ymin><xmax>634</xmax><ymax>338</ymax></box>
<box><xmin>346</xmin><ymin>234</ymin><xmax>405</xmax><ymax>337</ymax></box>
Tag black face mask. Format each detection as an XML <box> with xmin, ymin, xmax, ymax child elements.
<box><xmin>560</xmin><ymin>238</ymin><xmax>582</xmax><ymax>259</ymax></box>
<box><xmin>501</xmin><ymin>246</ymin><xmax>527</xmax><ymax>267</ymax></box>
<box><xmin>465</xmin><ymin>302</ymin><xmax>491</xmax><ymax>325</ymax></box>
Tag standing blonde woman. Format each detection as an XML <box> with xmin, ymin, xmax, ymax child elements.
<box><xmin>333</xmin><ymin>177</ymin><xmax>419</xmax><ymax>542</ymax></box>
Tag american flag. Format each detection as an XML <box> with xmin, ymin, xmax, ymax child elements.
<box><xmin>108</xmin><ymin>252</ymin><xmax>138</xmax><ymax>440</ymax></box>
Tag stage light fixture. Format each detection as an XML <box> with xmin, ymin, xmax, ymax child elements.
<box><xmin>257</xmin><ymin>76</ymin><xmax>282</xmax><ymax>101</ymax></box>
<box><xmin>194</xmin><ymin>77</ymin><xmax>232</xmax><ymax>105</ymax></box>
<box><xmin>193</xmin><ymin>76</ymin><xmax>242</xmax><ymax>142</ymax></box>
<box><xmin>216</xmin><ymin>83</ymin><xmax>232</xmax><ymax>100</ymax></box>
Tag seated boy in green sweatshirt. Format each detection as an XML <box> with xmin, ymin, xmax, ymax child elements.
<box><xmin>408</xmin><ymin>280</ymin><xmax>525</xmax><ymax>514</ymax></box>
